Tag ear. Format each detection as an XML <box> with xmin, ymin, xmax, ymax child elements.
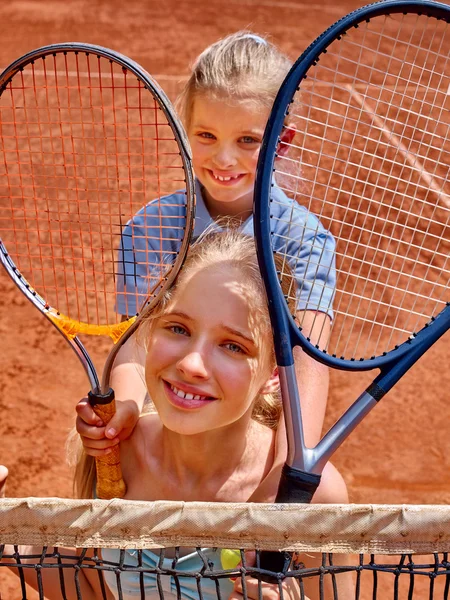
<box><xmin>260</xmin><ymin>367</ymin><xmax>280</xmax><ymax>395</ymax></box>
<box><xmin>276</xmin><ymin>123</ymin><xmax>296</xmax><ymax>158</ymax></box>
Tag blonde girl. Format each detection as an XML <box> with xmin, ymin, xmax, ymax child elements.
<box><xmin>2</xmin><ymin>231</ymin><xmax>341</xmax><ymax>600</ymax></box>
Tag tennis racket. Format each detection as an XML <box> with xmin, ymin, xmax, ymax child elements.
<box><xmin>254</xmin><ymin>0</ymin><xmax>450</xmax><ymax>574</ymax></box>
<box><xmin>0</xmin><ymin>43</ymin><xmax>195</xmax><ymax>499</ymax></box>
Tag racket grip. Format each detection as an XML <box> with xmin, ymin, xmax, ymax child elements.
<box><xmin>88</xmin><ymin>389</ymin><xmax>127</xmax><ymax>500</ymax></box>
<box><xmin>258</xmin><ymin>465</ymin><xmax>321</xmax><ymax>582</ymax></box>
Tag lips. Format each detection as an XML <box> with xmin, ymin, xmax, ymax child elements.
<box><xmin>208</xmin><ymin>170</ymin><xmax>245</xmax><ymax>184</ymax></box>
<box><xmin>164</xmin><ymin>380</ymin><xmax>217</xmax><ymax>410</ymax></box>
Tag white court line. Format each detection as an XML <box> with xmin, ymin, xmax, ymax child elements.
<box><xmin>347</xmin><ymin>85</ymin><xmax>450</xmax><ymax>209</ymax></box>
<box><xmin>227</xmin><ymin>0</ymin><xmax>347</xmax><ymax>11</ymax></box>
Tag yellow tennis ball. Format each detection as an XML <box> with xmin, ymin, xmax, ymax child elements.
<box><xmin>220</xmin><ymin>549</ymin><xmax>241</xmax><ymax>570</ymax></box>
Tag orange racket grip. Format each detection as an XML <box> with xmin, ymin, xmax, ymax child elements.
<box><xmin>88</xmin><ymin>389</ymin><xmax>127</xmax><ymax>499</ymax></box>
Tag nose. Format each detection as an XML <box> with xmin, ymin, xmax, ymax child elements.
<box><xmin>176</xmin><ymin>349</ymin><xmax>210</xmax><ymax>380</ymax></box>
<box><xmin>212</xmin><ymin>142</ymin><xmax>237</xmax><ymax>169</ymax></box>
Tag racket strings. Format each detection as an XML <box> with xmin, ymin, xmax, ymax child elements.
<box><xmin>270</xmin><ymin>12</ymin><xmax>450</xmax><ymax>360</ymax></box>
<box><xmin>0</xmin><ymin>49</ymin><xmax>190</xmax><ymax>331</ymax></box>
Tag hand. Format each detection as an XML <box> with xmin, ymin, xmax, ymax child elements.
<box><xmin>228</xmin><ymin>552</ymin><xmax>307</xmax><ymax>600</ymax></box>
<box><xmin>76</xmin><ymin>397</ymin><xmax>140</xmax><ymax>457</ymax></box>
<box><xmin>0</xmin><ymin>465</ymin><xmax>8</xmax><ymax>498</ymax></box>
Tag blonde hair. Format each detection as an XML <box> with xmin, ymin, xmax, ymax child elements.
<box><xmin>72</xmin><ymin>229</ymin><xmax>296</xmax><ymax>498</ymax></box>
<box><xmin>177</xmin><ymin>31</ymin><xmax>292</xmax><ymax>127</ymax></box>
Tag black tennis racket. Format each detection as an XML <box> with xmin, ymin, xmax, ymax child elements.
<box><xmin>254</xmin><ymin>0</ymin><xmax>450</xmax><ymax>574</ymax></box>
<box><xmin>0</xmin><ymin>43</ymin><xmax>195</xmax><ymax>499</ymax></box>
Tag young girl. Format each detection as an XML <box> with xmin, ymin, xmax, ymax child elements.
<box><xmin>0</xmin><ymin>232</ymin><xmax>351</xmax><ymax>600</ymax></box>
<box><xmin>77</xmin><ymin>31</ymin><xmax>344</xmax><ymax>505</ymax></box>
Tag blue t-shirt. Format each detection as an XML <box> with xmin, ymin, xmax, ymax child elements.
<box><xmin>101</xmin><ymin>547</ymin><xmax>233</xmax><ymax>600</ymax></box>
<box><xmin>116</xmin><ymin>179</ymin><xmax>336</xmax><ymax>317</ymax></box>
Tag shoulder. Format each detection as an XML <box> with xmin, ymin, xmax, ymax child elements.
<box><xmin>128</xmin><ymin>190</ymin><xmax>188</xmax><ymax>224</ymax></box>
<box><xmin>270</xmin><ymin>186</ymin><xmax>335</xmax><ymax>248</ymax></box>
<box><xmin>120</xmin><ymin>414</ymin><xmax>162</xmax><ymax>474</ymax></box>
<box><xmin>270</xmin><ymin>186</ymin><xmax>323</xmax><ymax>228</ymax></box>
<box><xmin>245</xmin><ymin>421</ymin><xmax>284</xmax><ymax>503</ymax></box>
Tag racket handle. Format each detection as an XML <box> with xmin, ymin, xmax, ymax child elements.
<box><xmin>88</xmin><ymin>389</ymin><xmax>127</xmax><ymax>500</ymax></box>
<box><xmin>258</xmin><ymin>465</ymin><xmax>321</xmax><ymax>582</ymax></box>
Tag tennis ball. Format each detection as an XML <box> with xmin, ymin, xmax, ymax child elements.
<box><xmin>220</xmin><ymin>549</ymin><xmax>241</xmax><ymax>570</ymax></box>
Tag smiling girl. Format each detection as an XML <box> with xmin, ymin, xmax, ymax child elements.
<box><xmin>2</xmin><ymin>231</ymin><xmax>351</xmax><ymax>600</ymax></box>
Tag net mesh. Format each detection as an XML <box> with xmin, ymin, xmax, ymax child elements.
<box><xmin>1</xmin><ymin>499</ymin><xmax>450</xmax><ymax>599</ymax></box>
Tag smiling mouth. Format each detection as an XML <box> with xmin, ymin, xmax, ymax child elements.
<box><xmin>209</xmin><ymin>170</ymin><xmax>244</xmax><ymax>183</ymax></box>
<box><xmin>168</xmin><ymin>382</ymin><xmax>215</xmax><ymax>402</ymax></box>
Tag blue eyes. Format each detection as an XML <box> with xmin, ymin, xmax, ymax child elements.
<box><xmin>240</xmin><ymin>136</ymin><xmax>259</xmax><ymax>144</ymax></box>
<box><xmin>224</xmin><ymin>342</ymin><xmax>245</xmax><ymax>354</ymax></box>
<box><xmin>167</xmin><ymin>325</ymin><xmax>246</xmax><ymax>355</ymax></box>
<box><xmin>196</xmin><ymin>132</ymin><xmax>259</xmax><ymax>145</ymax></box>
<box><xmin>170</xmin><ymin>325</ymin><xmax>188</xmax><ymax>336</ymax></box>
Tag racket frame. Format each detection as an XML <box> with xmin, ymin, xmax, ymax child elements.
<box><xmin>0</xmin><ymin>43</ymin><xmax>195</xmax><ymax>498</ymax></box>
<box><xmin>0</xmin><ymin>42</ymin><xmax>195</xmax><ymax>396</ymax></box>
<box><xmin>254</xmin><ymin>0</ymin><xmax>450</xmax><ymax>474</ymax></box>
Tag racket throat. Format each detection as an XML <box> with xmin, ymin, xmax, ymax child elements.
<box><xmin>278</xmin><ymin>365</ymin><xmax>309</xmax><ymax>470</ymax></box>
<box><xmin>280</xmin><ymin>364</ymin><xmax>382</xmax><ymax>474</ymax></box>
<box><xmin>312</xmin><ymin>389</ymin><xmax>380</xmax><ymax>473</ymax></box>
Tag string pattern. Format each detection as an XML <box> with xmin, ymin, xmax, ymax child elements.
<box><xmin>0</xmin><ymin>49</ymin><xmax>189</xmax><ymax>328</ymax></box>
<box><xmin>271</xmin><ymin>12</ymin><xmax>450</xmax><ymax>360</ymax></box>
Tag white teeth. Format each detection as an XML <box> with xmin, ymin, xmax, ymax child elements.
<box><xmin>170</xmin><ymin>384</ymin><xmax>207</xmax><ymax>401</ymax></box>
<box><xmin>213</xmin><ymin>173</ymin><xmax>239</xmax><ymax>182</ymax></box>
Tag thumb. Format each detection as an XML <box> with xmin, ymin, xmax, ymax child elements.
<box><xmin>0</xmin><ymin>465</ymin><xmax>9</xmax><ymax>498</ymax></box>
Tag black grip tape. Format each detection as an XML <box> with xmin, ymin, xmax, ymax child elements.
<box><xmin>275</xmin><ymin>464</ymin><xmax>321</xmax><ymax>503</ymax></box>
<box><xmin>259</xmin><ymin>465</ymin><xmax>321</xmax><ymax>582</ymax></box>
<box><xmin>88</xmin><ymin>388</ymin><xmax>115</xmax><ymax>406</ymax></box>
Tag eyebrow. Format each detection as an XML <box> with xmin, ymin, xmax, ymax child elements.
<box><xmin>163</xmin><ymin>311</ymin><xmax>256</xmax><ymax>346</ymax></box>
<box><xmin>221</xmin><ymin>325</ymin><xmax>256</xmax><ymax>347</ymax></box>
<box><xmin>192</xmin><ymin>123</ymin><xmax>264</xmax><ymax>136</ymax></box>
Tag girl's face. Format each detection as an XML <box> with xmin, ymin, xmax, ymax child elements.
<box><xmin>187</xmin><ymin>94</ymin><xmax>271</xmax><ymax>218</ymax></box>
<box><xmin>145</xmin><ymin>264</ymin><xmax>276</xmax><ymax>436</ymax></box>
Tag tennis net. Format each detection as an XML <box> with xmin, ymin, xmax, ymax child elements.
<box><xmin>1</xmin><ymin>498</ymin><xmax>450</xmax><ymax>599</ymax></box>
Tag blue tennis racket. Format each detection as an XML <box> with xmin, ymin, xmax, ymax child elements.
<box><xmin>254</xmin><ymin>0</ymin><xmax>450</xmax><ymax>575</ymax></box>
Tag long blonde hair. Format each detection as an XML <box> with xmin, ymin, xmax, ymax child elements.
<box><xmin>177</xmin><ymin>31</ymin><xmax>292</xmax><ymax>127</ymax></box>
<box><xmin>73</xmin><ymin>230</ymin><xmax>296</xmax><ymax>498</ymax></box>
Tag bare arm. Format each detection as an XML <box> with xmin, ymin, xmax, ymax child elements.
<box><xmin>110</xmin><ymin>331</ymin><xmax>148</xmax><ymax>414</ymax></box>
<box><xmin>76</xmin><ymin>332</ymin><xmax>147</xmax><ymax>456</ymax></box>
<box><xmin>293</xmin><ymin>311</ymin><xmax>331</xmax><ymax>447</ymax></box>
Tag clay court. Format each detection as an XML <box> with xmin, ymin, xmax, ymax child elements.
<box><xmin>1</xmin><ymin>0</ymin><xmax>450</xmax><ymax>565</ymax></box>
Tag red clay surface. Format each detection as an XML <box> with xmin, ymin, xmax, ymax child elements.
<box><xmin>1</xmin><ymin>0</ymin><xmax>450</xmax><ymax>597</ymax></box>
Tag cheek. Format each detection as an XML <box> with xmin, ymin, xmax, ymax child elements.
<box><xmin>145</xmin><ymin>334</ymin><xmax>176</xmax><ymax>376</ymax></box>
<box><xmin>190</xmin><ymin>140</ymin><xmax>210</xmax><ymax>165</ymax></box>
<box><xmin>246</xmin><ymin>149</ymin><xmax>260</xmax><ymax>173</ymax></box>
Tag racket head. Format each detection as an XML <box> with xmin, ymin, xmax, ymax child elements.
<box><xmin>254</xmin><ymin>0</ymin><xmax>450</xmax><ymax>371</ymax></box>
<box><xmin>0</xmin><ymin>42</ymin><xmax>194</xmax><ymax>352</ymax></box>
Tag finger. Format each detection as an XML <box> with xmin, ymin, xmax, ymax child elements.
<box><xmin>0</xmin><ymin>465</ymin><xmax>9</xmax><ymax>498</ymax></box>
<box><xmin>76</xmin><ymin>416</ymin><xmax>109</xmax><ymax>440</ymax></box>
<box><xmin>79</xmin><ymin>433</ymin><xmax>120</xmax><ymax>450</ymax></box>
<box><xmin>104</xmin><ymin>400</ymin><xmax>140</xmax><ymax>440</ymax></box>
<box><xmin>233</xmin><ymin>577</ymin><xmax>285</xmax><ymax>600</ymax></box>
<box><xmin>76</xmin><ymin>398</ymin><xmax>105</xmax><ymax>427</ymax></box>
<box><xmin>242</xmin><ymin>550</ymin><xmax>257</xmax><ymax>567</ymax></box>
